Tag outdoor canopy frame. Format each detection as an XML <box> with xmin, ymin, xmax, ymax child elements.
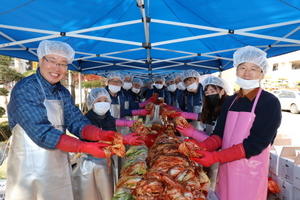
<box><xmin>1</xmin><ymin>0</ymin><xmax>300</xmax><ymax>79</ymax></box>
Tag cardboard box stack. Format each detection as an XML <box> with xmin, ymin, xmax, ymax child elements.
<box><xmin>268</xmin><ymin>134</ymin><xmax>300</xmax><ymax>200</ymax></box>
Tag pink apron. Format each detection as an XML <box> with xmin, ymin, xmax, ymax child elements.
<box><xmin>215</xmin><ymin>88</ymin><xmax>270</xmax><ymax>200</ymax></box>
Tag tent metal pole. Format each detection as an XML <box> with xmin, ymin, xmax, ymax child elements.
<box><xmin>0</xmin><ymin>35</ymin><xmax>60</xmax><ymax>48</ymax></box>
<box><xmin>151</xmin><ymin>19</ymin><xmax>227</xmax><ymax>32</ymax></box>
<box><xmin>237</xmin><ymin>19</ymin><xmax>300</xmax><ymax>32</ymax></box>
<box><xmin>0</xmin><ymin>24</ymin><xmax>59</xmax><ymax>34</ymax></box>
<box><xmin>68</xmin><ymin>20</ymin><xmax>141</xmax><ymax>34</ymax></box>
<box><xmin>67</xmin><ymin>33</ymin><xmax>141</xmax><ymax>46</ymax></box>
<box><xmin>152</xmin><ymin>32</ymin><xmax>226</xmax><ymax>46</ymax></box>
<box><xmin>79</xmin><ymin>71</ymin><xmax>82</xmax><ymax>111</ymax></box>
<box><xmin>234</xmin><ymin>31</ymin><xmax>300</xmax><ymax>44</ymax></box>
<box><xmin>0</xmin><ymin>31</ymin><xmax>37</xmax><ymax>56</ymax></box>
<box><xmin>264</xmin><ymin>26</ymin><xmax>300</xmax><ymax>51</ymax></box>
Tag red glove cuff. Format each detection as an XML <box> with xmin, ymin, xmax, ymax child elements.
<box><xmin>56</xmin><ymin>134</ymin><xmax>82</xmax><ymax>152</ymax></box>
<box><xmin>216</xmin><ymin>143</ymin><xmax>246</xmax><ymax>163</ymax></box>
<box><xmin>81</xmin><ymin>125</ymin><xmax>104</xmax><ymax>141</ymax></box>
<box><xmin>199</xmin><ymin>135</ymin><xmax>222</xmax><ymax>152</ymax></box>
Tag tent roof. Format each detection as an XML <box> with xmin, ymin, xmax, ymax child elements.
<box><xmin>1</xmin><ymin>0</ymin><xmax>300</xmax><ymax>78</ymax></box>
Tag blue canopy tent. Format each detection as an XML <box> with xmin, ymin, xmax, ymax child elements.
<box><xmin>1</xmin><ymin>0</ymin><xmax>300</xmax><ymax>79</ymax></box>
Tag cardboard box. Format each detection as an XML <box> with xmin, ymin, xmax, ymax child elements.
<box><xmin>272</xmin><ymin>134</ymin><xmax>292</xmax><ymax>146</ymax></box>
<box><xmin>269</xmin><ymin>146</ymin><xmax>284</xmax><ymax>175</ymax></box>
<box><xmin>294</xmin><ymin>154</ymin><xmax>300</xmax><ymax>190</ymax></box>
<box><xmin>277</xmin><ymin>177</ymin><xmax>293</xmax><ymax>200</ymax></box>
<box><xmin>206</xmin><ymin>189</ymin><xmax>219</xmax><ymax>200</ymax></box>
<box><xmin>0</xmin><ymin>179</ymin><xmax>5</xmax><ymax>200</ymax></box>
<box><xmin>273</xmin><ymin>138</ymin><xmax>292</xmax><ymax>146</ymax></box>
<box><xmin>293</xmin><ymin>187</ymin><xmax>300</xmax><ymax>200</ymax></box>
<box><xmin>278</xmin><ymin>146</ymin><xmax>300</xmax><ymax>183</ymax></box>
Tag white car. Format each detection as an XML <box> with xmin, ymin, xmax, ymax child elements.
<box><xmin>277</xmin><ymin>91</ymin><xmax>300</xmax><ymax>114</ymax></box>
<box><xmin>271</xmin><ymin>89</ymin><xmax>287</xmax><ymax>97</ymax></box>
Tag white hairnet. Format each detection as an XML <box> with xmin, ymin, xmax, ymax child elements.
<box><xmin>233</xmin><ymin>46</ymin><xmax>269</xmax><ymax>74</ymax></box>
<box><xmin>132</xmin><ymin>77</ymin><xmax>143</xmax><ymax>86</ymax></box>
<box><xmin>154</xmin><ymin>75</ymin><xmax>165</xmax><ymax>83</ymax></box>
<box><xmin>37</xmin><ymin>40</ymin><xmax>75</xmax><ymax>64</ymax></box>
<box><xmin>143</xmin><ymin>78</ymin><xmax>153</xmax><ymax>86</ymax></box>
<box><xmin>181</xmin><ymin>69</ymin><xmax>200</xmax><ymax>81</ymax></box>
<box><xmin>106</xmin><ymin>72</ymin><xmax>124</xmax><ymax>83</ymax></box>
<box><xmin>123</xmin><ymin>72</ymin><xmax>134</xmax><ymax>80</ymax></box>
<box><xmin>172</xmin><ymin>72</ymin><xmax>183</xmax><ymax>81</ymax></box>
<box><xmin>202</xmin><ymin>75</ymin><xmax>230</xmax><ymax>94</ymax></box>
<box><xmin>165</xmin><ymin>76</ymin><xmax>174</xmax><ymax>85</ymax></box>
<box><xmin>87</xmin><ymin>87</ymin><xmax>111</xmax><ymax>110</ymax></box>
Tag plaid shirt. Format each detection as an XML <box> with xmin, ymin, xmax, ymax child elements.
<box><xmin>8</xmin><ymin>68</ymin><xmax>90</xmax><ymax>149</ymax></box>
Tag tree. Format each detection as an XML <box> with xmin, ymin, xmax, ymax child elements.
<box><xmin>0</xmin><ymin>66</ymin><xmax>24</xmax><ymax>85</ymax></box>
<box><xmin>0</xmin><ymin>56</ymin><xmax>24</xmax><ymax>116</ymax></box>
<box><xmin>0</xmin><ymin>88</ymin><xmax>9</xmax><ymax>97</ymax></box>
<box><xmin>0</xmin><ymin>55</ymin><xmax>12</xmax><ymax>67</ymax></box>
<box><xmin>0</xmin><ymin>107</ymin><xmax>5</xmax><ymax>117</ymax></box>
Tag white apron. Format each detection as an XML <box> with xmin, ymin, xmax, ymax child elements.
<box><xmin>190</xmin><ymin>105</ymin><xmax>205</xmax><ymax>131</ymax></box>
<box><xmin>73</xmin><ymin>154</ymin><xmax>113</xmax><ymax>200</ymax></box>
<box><xmin>215</xmin><ymin>88</ymin><xmax>269</xmax><ymax>200</ymax></box>
<box><xmin>110</xmin><ymin>101</ymin><xmax>127</xmax><ymax>187</ymax></box>
<box><xmin>6</xmin><ymin>76</ymin><xmax>75</xmax><ymax>200</ymax></box>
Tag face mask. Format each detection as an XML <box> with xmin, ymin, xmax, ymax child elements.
<box><xmin>123</xmin><ymin>82</ymin><xmax>132</xmax><ymax>90</ymax></box>
<box><xmin>167</xmin><ymin>84</ymin><xmax>177</xmax><ymax>92</ymax></box>
<box><xmin>205</xmin><ymin>94</ymin><xmax>220</xmax><ymax>106</ymax></box>
<box><xmin>155</xmin><ymin>84</ymin><xmax>163</xmax><ymax>89</ymax></box>
<box><xmin>93</xmin><ymin>102</ymin><xmax>110</xmax><ymax>115</ymax></box>
<box><xmin>108</xmin><ymin>85</ymin><xmax>121</xmax><ymax>93</ymax></box>
<box><xmin>187</xmin><ymin>82</ymin><xmax>198</xmax><ymax>92</ymax></box>
<box><xmin>131</xmin><ymin>87</ymin><xmax>140</xmax><ymax>94</ymax></box>
<box><xmin>235</xmin><ymin>76</ymin><xmax>260</xmax><ymax>90</ymax></box>
<box><xmin>177</xmin><ymin>82</ymin><xmax>186</xmax><ymax>90</ymax></box>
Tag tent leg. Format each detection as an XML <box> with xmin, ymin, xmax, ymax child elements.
<box><xmin>79</xmin><ymin>72</ymin><xmax>82</xmax><ymax>111</ymax></box>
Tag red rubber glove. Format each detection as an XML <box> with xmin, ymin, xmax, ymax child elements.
<box><xmin>115</xmin><ymin>119</ymin><xmax>137</xmax><ymax>128</ymax></box>
<box><xmin>139</xmin><ymin>95</ymin><xmax>158</xmax><ymax>108</ymax></box>
<box><xmin>176</xmin><ymin>124</ymin><xmax>209</xmax><ymax>142</ymax></box>
<box><xmin>132</xmin><ymin>109</ymin><xmax>150</xmax><ymax>116</ymax></box>
<box><xmin>56</xmin><ymin>134</ymin><xmax>111</xmax><ymax>158</ymax></box>
<box><xmin>81</xmin><ymin>125</ymin><xmax>116</xmax><ymax>142</ymax></box>
<box><xmin>184</xmin><ymin>134</ymin><xmax>222</xmax><ymax>152</ymax></box>
<box><xmin>123</xmin><ymin>133</ymin><xmax>144</xmax><ymax>146</ymax></box>
<box><xmin>191</xmin><ymin>143</ymin><xmax>246</xmax><ymax>167</ymax></box>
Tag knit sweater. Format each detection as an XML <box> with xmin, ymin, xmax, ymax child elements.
<box><xmin>212</xmin><ymin>89</ymin><xmax>282</xmax><ymax>158</ymax></box>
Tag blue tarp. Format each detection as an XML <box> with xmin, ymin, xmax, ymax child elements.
<box><xmin>1</xmin><ymin>0</ymin><xmax>300</xmax><ymax>78</ymax></box>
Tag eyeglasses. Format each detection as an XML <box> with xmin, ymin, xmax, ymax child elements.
<box><xmin>109</xmin><ymin>79</ymin><xmax>122</xmax><ymax>85</ymax></box>
<box><xmin>237</xmin><ymin>66</ymin><xmax>262</xmax><ymax>74</ymax></box>
<box><xmin>43</xmin><ymin>57</ymin><xmax>68</xmax><ymax>68</ymax></box>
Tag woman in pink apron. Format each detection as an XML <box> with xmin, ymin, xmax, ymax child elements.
<box><xmin>189</xmin><ymin>46</ymin><xmax>282</xmax><ymax>200</ymax></box>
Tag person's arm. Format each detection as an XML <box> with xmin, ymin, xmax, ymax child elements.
<box><xmin>145</xmin><ymin>89</ymin><xmax>153</xmax><ymax>100</ymax></box>
<box><xmin>56</xmin><ymin>134</ymin><xmax>110</xmax><ymax>158</ymax></box>
<box><xmin>164</xmin><ymin>88</ymin><xmax>171</xmax><ymax>105</ymax></box>
<box><xmin>60</xmin><ymin>88</ymin><xmax>91</xmax><ymax>139</ymax></box>
<box><xmin>178</xmin><ymin>90</ymin><xmax>186</xmax><ymax>111</ymax></box>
